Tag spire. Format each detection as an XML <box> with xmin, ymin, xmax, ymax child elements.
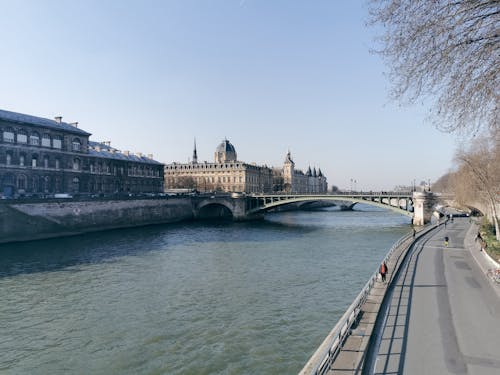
<box><xmin>192</xmin><ymin>138</ymin><xmax>198</xmax><ymax>164</ymax></box>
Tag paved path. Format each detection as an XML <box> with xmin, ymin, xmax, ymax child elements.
<box><xmin>369</xmin><ymin>217</ymin><xmax>500</xmax><ymax>375</ymax></box>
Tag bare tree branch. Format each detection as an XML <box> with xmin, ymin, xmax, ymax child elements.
<box><xmin>368</xmin><ymin>0</ymin><xmax>500</xmax><ymax>136</ymax></box>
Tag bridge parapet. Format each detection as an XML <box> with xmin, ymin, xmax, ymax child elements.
<box><xmin>192</xmin><ymin>191</ymin><xmax>436</xmax><ymax>224</ymax></box>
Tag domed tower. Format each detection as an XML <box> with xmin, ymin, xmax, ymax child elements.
<box><xmin>215</xmin><ymin>139</ymin><xmax>237</xmax><ymax>163</ymax></box>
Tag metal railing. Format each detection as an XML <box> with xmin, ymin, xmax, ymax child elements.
<box><xmin>298</xmin><ymin>230</ymin><xmax>419</xmax><ymax>375</ymax></box>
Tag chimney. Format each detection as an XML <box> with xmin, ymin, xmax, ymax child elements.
<box><xmin>69</xmin><ymin>122</ymin><xmax>79</xmax><ymax>128</ymax></box>
<box><xmin>54</xmin><ymin>116</ymin><xmax>63</xmax><ymax>123</ymax></box>
<box><xmin>124</xmin><ymin>151</ymin><xmax>130</xmax><ymax>156</ymax></box>
<box><xmin>147</xmin><ymin>154</ymin><xmax>153</xmax><ymax>159</ymax></box>
<box><xmin>136</xmin><ymin>152</ymin><xmax>143</xmax><ymax>157</ymax></box>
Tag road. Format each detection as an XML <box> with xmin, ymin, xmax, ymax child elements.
<box><xmin>368</xmin><ymin>217</ymin><xmax>500</xmax><ymax>375</ymax></box>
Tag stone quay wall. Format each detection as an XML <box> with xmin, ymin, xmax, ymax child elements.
<box><xmin>0</xmin><ymin>198</ymin><xmax>194</xmax><ymax>244</ymax></box>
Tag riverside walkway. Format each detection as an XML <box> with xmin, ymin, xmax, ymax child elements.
<box><xmin>363</xmin><ymin>217</ymin><xmax>500</xmax><ymax>374</ymax></box>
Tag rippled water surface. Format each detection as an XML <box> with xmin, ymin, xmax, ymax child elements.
<box><xmin>0</xmin><ymin>206</ymin><xmax>410</xmax><ymax>374</ymax></box>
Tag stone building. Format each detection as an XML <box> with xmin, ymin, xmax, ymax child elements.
<box><xmin>0</xmin><ymin>109</ymin><xmax>164</xmax><ymax>197</ymax></box>
<box><xmin>273</xmin><ymin>151</ymin><xmax>328</xmax><ymax>194</ymax></box>
<box><xmin>164</xmin><ymin>140</ymin><xmax>328</xmax><ymax>194</ymax></box>
<box><xmin>164</xmin><ymin>139</ymin><xmax>274</xmax><ymax>193</ymax></box>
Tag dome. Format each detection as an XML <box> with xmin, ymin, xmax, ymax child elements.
<box><xmin>215</xmin><ymin>139</ymin><xmax>237</xmax><ymax>163</ymax></box>
<box><xmin>216</xmin><ymin>139</ymin><xmax>236</xmax><ymax>154</ymax></box>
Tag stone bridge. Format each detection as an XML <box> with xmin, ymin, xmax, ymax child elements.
<box><xmin>193</xmin><ymin>191</ymin><xmax>436</xmax><ymax>225</ymax></box>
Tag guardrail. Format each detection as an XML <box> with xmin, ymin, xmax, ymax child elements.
<box><xmin>298</xmin><ymin>223</ymin><xmax>438</xmax><ymax>375</ymax></box>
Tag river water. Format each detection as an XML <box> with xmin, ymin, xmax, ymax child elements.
<box><xmin>0</xmin><ymin>205</ymin><xmax>410</xmax><ymax>374</ymax></box>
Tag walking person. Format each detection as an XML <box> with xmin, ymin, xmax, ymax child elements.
<box><xmin>380</xmin><ymin>261</ymin><xmax>388</xmax><ymax>283</ymax></box>
<box><xmin>444</xmin><ymin>236</ymin><xmax>449</xmax><ymax>247</ymax></box>
<box><xmin>475</xmin><ymin>231</ymin><xmax>482</xmax><ymax>242</ymax></box>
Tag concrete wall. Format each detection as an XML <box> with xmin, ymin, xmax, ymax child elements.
<box><xmin>0</xmin><ymin>198</ymin><xmax>193</xmax><ymax>244</ymax></box>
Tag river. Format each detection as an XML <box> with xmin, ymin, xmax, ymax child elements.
<box><xmin>0</xmin><ymin>205</ymin><xmax>410</xmax><ymax>374</ymax></box>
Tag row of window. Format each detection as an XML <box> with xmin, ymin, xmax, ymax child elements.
<box><xmin>2</xmin><ymin>174</ymin><xmax>162</xmax><ymax>193</ymax></box>
<box><xmin>3</xmin><ymin>153</ymin><xmax>161</xmax><ymax>177</ymax></box>
<box><xmin>166</xmin><ymin>163</ymin><xmax>244</xmax><ymax>170</ymax></box>
<box><xmin>2</xmin><ymin>128</ymin><xmax>82</xmax><ymax>151</ymax></box>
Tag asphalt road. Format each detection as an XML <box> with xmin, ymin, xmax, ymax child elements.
<box><xmin>370</xmin><ymin>217</ymin><xmax>500</xmax><ymax>375</ymax></box>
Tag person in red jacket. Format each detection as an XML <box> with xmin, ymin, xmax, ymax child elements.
<box><xmin>380</xmin><ymin>262</ymin><xmax>388</xmax><ymax>283</ymax></box>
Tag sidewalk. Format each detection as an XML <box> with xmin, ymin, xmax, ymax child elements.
<box><xmin>464</xmin><ymin>222</ymin><xmax>500</xmax><ymax>298</ymax></box>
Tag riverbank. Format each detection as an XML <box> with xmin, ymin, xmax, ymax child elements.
<box><xmin>0</xmin><ymin>197</ymin><xmax>193</xmax><ymax>244</ymax></box>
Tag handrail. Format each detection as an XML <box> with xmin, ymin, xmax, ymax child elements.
<box><xmin>298</xmin><ymin>226</ymin><xmax>433</xmax><ymax>375</ymax></box>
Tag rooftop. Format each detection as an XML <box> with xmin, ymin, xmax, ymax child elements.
<box><xmin>0</xmin><ymin>109</ymin><xmax>91</xmax><ymax>136</ymax></box>
<box><xmin>88</xmin><ymin>141</ymin><xmax>162</xmax><ymax>165</ymax></box>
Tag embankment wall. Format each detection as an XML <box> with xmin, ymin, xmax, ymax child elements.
<box><xmin>0</xmin><ymin>198</ymin><xmax>193</xmax><ymax>244</ymax></box>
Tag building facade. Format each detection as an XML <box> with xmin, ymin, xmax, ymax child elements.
<box><xmin>273</xmin><ymin>151</ymin><xmax>328</xmax><ymax>194</ymax></box>
<box><xmin>165</xmin><ymin>139</ymin><xmax>274</xmax><ymax>193</ymax></box>
<box><xmin>0</xmin><ymin>109</ymin><xmax>164</xmax><ymax>198</ymax></box>
<box><xmin>164</xmin><ymin>140</ymin><xmax>328</xmax><ymax>194</ymax></box>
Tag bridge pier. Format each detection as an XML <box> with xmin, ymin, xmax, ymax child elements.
<box><xmin>412</xmin><ymin>191</ymin><xmax>435</xmax><ymax>226</ymax></box>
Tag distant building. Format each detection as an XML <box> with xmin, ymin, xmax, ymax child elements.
<box><xmin>0</xmin><ymin>109</ymin><xmax>164</xmax><ymax>197</ymax></box>
<box><xmin>164</xmin><ymin>139</ymin><xmax>274</xmax><ymax>193</ymax></box>
<box><xmin>273</xmin><ymin>151</ymin><xmax>328</xmax><ymax>194</ymax></box>
<box><xmin>164</xmin><ymin>140</ymin><xmax>328</xmax><ymax>194</ymax></box>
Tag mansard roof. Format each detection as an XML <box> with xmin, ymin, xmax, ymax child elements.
<box><xmin>88</xmin><ymin>141</ymin><xmax>162</xmax><ymax>165</ymax></box>
<box><xmin>0</xmin><ymin>109</ymin><xmax>91</xmax><ymax>136</ymax></box>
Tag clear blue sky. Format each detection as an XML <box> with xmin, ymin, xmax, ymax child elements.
<box><xmin>1</xmin><ymin>0</ymin><xmax>458</xmax><ymax>190</ymax></box>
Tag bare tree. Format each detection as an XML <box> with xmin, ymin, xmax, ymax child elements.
<box><xmin>369</xmin><ymin>0</ymin><xmax>500</xmax><ymax>135</ymax></box>
<box><xmin>454</xmin><ymin>129</ymin><xmax>499</xmax><ymax>239</ymax></box>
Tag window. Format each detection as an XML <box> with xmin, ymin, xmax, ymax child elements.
<box><xmin>42</xmin><ymin>134</ymin><xmax>51</xmax><ymax>147</ymax></box>
<box><xmin>30</xmin><ymin>132</ymin><xmax>40</xmax><ymax>146</ymax></box>
<box><xmin>73</xmin><ymin>158</ymin><xmax>80</xmax><ymax>170</ymax></box>
<box><xmin>32</xmin><ymin>156</ymin><xmax>37</xmax><ymax>168</ymax></box>
<box><xmin>17</xmin><ymin>175</ymin><xmax>26</xmax><ymax>190</ymax></box>
<box><xmin>3</xmin><ymin>128</ymin><xmax>14</xmax><ymax>143</ymax></box>
<box><xmin>5</xmin><ymin>152</ymin><xmax>12</xmax><ymax>165</ymax></box>
<box><xmin>72</xmin><ymin>177</ymin><xmax>80</xmax><ymax>192</ymax></box>
<box><xmin>53</xmin><ymin>136</ymin><xmax>62</xmax><ymax>149</ymax></box>
<box><xmin>55</xmin><ymin>158</ymin><xmax>60</xmax><ymax>169</ymax></box>
<box><xmin>17</xmin><ymin>130</ymin><xmax>28</xmax><ymax>143</ymax></box>
<box><xmin>90</xmin><ymin>163</ymin><xmax>94</xmax><ymax>173</ymax></box>
<box><xmin>72</xmin><ymin>138</ymin><xmax>81</xmax><ymax>151</ymax></box>
<box><xmin>44</xmin><ymin>156</ymin><xmax>49</xmax><ymax>168</ymax></box>
<box><xmin>20</xmin><ymin>154</ymin><xmax>25</xmax><ymax>166</ymax></box>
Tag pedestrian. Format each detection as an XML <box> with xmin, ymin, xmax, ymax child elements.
<box><xmin>379</xmin><ymin>261</ymin><xmax>388</xmax><ymax>283</ymax></box>
<box><xmin>444</xmin><ymin>236</ymin><xmax>449</xmax><ymax>247</ymax></box>
<box><xmin>475</xmin><ymin>231</ymin><xmax>482</xmax><ymax>242</ymax></box>
<box><xmin>412</xmin><ymin>228</ymin><xmax>416</xmax><ymax>239</ymax></box>
<box><xmin>480</xmin><ymin>240</ymin><xmax>487</xmax><ymax>252</ymax></box>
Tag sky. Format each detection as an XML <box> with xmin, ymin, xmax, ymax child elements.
<box><xmin>0</xmin><ymin>0</ymin><xmax>460</xmax><ymax>191</ymax></box>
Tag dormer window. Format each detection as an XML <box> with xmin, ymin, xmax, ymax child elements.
<box><xmin>17</xmin><ymin>130</ymin><xmax>27</xmax><ymax>143</ymax></box>
<box><xmin>72</xmin><ymin>138</ymin><xmax>81</xmax><ymax>151</ymax></box>
<box><xmin>3</xmin><ymin>128</ymin><xmax>14</xmax><ymax>143</ymax></box>
<box><xmin>42</xmin><ymin>134</ymin><xmax>51</xmax><ymax>147</ymax></box>
<box><xmin>53</xmin><ymin>136</ymin><xmax>62</xmax><ymax>149</ymax></box>
<box><xmin>30</xmin><ymin>132</ymin><xmax>40</xmax><ymax>146</ymax></box>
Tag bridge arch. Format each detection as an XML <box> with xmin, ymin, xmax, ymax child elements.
<box><xmin>196</xmin><ymin>201</ymin><xmax>234</xmax><ymax>219</ymax></box>
<box><xmin>247</xmin><ymin>195</ymin><xmax>414</xmax><ymax>218</ymax></box>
